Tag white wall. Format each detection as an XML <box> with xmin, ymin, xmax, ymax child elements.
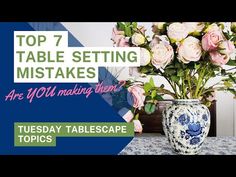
<box><xmin>62</xmin><ymin>22</ymin><xmax>236</xmax><ymax>136</ymax></box>
<box><xmin>234</xmin><ymin>99</ymin><xmax>236</xmax><ymax>136</ymax></box>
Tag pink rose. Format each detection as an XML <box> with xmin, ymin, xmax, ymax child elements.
<box><xmin>210</xmin><ymin>51</ymin><xmax>230</xmax><ymax>66</ymax></box>
<box><xmin>122</xmin><ymin>110</ymin><xmax>134</xmax><ymax>122</ymax></box>
<box><xmin>218</xmin><ymin>40</ymin><xmax>235</xmax><ymax>55</ymax></box>
<box><xmin>127</xmin><ymin>84</ymin><xmax>145</xmax><ymax>110</ymax></box>
<box><xmin>151</xmin><ymin>42</ymin><xmax>174</xmax><ymax>69</ymax></box>
<box><xmin>111</xmin><ymin>27</ymin><xmax>129</xmax><ymax>47</ymax></box>
<box><xmin>202</xmin><ymin>29</ymin><xmax>224</xmax><ymax>51</ymax></box>
<box><xmin>133</xmin><ymin>120</ymin><xmax>143</xmax><ymax>133</ymax></box>
<box><xmin>111</xmin><ymin>27</ymin><xmax>125</xmax><ymax>43</ymax></box>
<box><xmin>117</xmin><ymin>37</ymin><xmax>130</xmax><ymax>47</ymax></box>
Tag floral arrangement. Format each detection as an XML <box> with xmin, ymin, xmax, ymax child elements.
<box><xmin>112</xmin><ymin>22</ymin><xmax>236</xmax><ymax>132</ymax></box>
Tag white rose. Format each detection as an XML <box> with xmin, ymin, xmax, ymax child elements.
<box><xmin>140</xmin><ymin>48</ymin><xmax>151</xmax><ymax>66</ymax></box>
<box><xmin>153</xmin><ymin>22</ymin><xmax>166</xmax><ymax>30</ymax></box>
<box><xmin>151</xmin><ymin>42</ymin><xmax>174</xmax><ymax>69</ymax></box>
<box><xmin>167</xmin><ymin>22</ymin><xmax>188</xmax><ymax>42</ymax></box>
<box><xmin>177</xmin><ymin>36</ymin><xmax>202</xmax><ymax>63</ymax></box>
<box><xmin>131</xmin><ymin>33</ymin><xmax>145</xmax><ymax>46</ymax></box>
<box><xmin>183</xmin><ymin>22</ymin><xmax>205</xmax><ymax>34</ymax></box>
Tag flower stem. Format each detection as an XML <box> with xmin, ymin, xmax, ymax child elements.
<box><xmin>194</xmin><ymin>64</ymin><xmax>207</xmax><ymax>98</ymax></box>
<box><xmin>157</xmin><ymin>88</ymin><xmax>176</xmax><ymax>98</ymax></box>
<box><xmin>159</xmin><ymin>70</ymin><xmax>179</xmax><ymax>98</ymax></box>
<box><xmin>187</xmin><ymin>73</ymin><xmax>192</xmax><ymax>98</ymax></box>
<box><xmin>197</xmin><ymin>72</ymin><xmax>212</xmax><ymax>98</ymax></box>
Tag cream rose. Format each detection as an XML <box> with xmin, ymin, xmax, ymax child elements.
<box><xmin>151</xmin><ymin>42</ymin><xmax>174</xmax><ymax>69</ymax></box>
<box><xmin>177</xmin><ymin>36</ymin><xmax>202</xmax><ymax>63</ymax></box>
<box><xmin>153</xmin><ymin>22</ymin><xmax>166</xmax><ymax>30</ymax></box>
<box><xmin>167</xmin><ymin>22</ymin><xmax>188</xmax><ymax>42</ymax></box>
<box><xmin>183</xmin><ymin>22</ymin><xmax>205</xmax><ymax>34</ymax></box>
<box><xmin>131</xmin><ymin>33</ymin><xmax>145</xmax><ymax>46</ymax></box>
<box><xmin>140</xmin><ymin>48</ymin><xmax>151</xmax><ymax>66</ymax></box>
<box><xmin>152</xmin><ymin>22</ymin><xmax>166</xmax><ymax>33</ymax></box>
<box><xmin>231</xmin><ymin>22</ymin><xmax>236</xmax><ymax>33</ymax></box>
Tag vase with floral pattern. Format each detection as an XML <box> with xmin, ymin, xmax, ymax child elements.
<box><xmin>162</xmin><ymin>99</ymin><xmax>210</xmax><ymax>155</ymax></box>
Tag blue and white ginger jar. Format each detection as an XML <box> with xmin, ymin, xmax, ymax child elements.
<box><xmin>162</xmin><ymin>99</ymin><xmax>210</xmax><ymax>155</ymax></box>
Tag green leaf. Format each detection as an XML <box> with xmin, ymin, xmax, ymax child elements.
<box><xmin>229</xmin><ymin>75</ymin><xmax>236</xmax><ymax>84</ymax></box>
<box><xmin>117</xmin><ymin>22</ymin><xmax>125</xmax><ymax>31</ymax></box>
<box><xmin>134</xmin><ymin>113</ymin><xmax>139</xmax><ymax>120</ymax></box>
<box><xmin>231</xmin><ymin>36</ymin><xmax>236</xmax><ymax>41</ymax></box>
<box><xmin>165</xmin><ymin>68</ymin><xmax>176</xmax><ymax>76</ymax></box>
<box><xmin>223</xmin><ymin>32</ymin><xmax>231</xmax><ymax>40</ymax></box>
<box><xmin>224</xmin><ymin>81</ymin><xmax>233</xmax><ymax>88</ymax></box>
<box><xmin>156</xmin><ymin>94</ymin><xmax>164</xmax><ymax>101</ymax></box>
<box><xmin>184</xmin><ymin>68</ymin><xmax>190</xmax><ymax>75</ymax></box>
<box><xmin>132</xmin><ymin>22</ymin><xmax>137</xmax><ymax>29</ymax></box>
<box><xmin>149</xmin><ymin>77</ymin><xmax>155</xmax><ymax>87</ymax></box>
<box><xmin>226</xmin><ymin>60</ymin><xmax>236</xmax><ymax>66</ymax></box>
<box><xmin>151</xmin><ymin>90</ymin><xmax>157</xmax><ymax>99</ymax></box>
<box><xmin>145</xmin><ymin>96</ymin><xmax>152</xmax><ymax>101</ymax></box>
<box><xmin>125</xmin><ymin>26</ymin><xmax>132</xmax><ymax>37</ymax></box>
<box><xmin>210</xmin><ymin>71</ymin><xmax>216</xmax><ymax>77</ymax></box>
<box><xmin>228</xmin><ymin>89</ymin><xmax>236</xmax><ymax>97</ymax></box>
<box><xmin>194</xmin><ymin>63</ymin><xmax>201</xmax><ymax>70</ymax></box>
<box><xmin>174</xmin><ymin>61</ymin><xmax>182</xmax><ymax>69</ymax></box>
<box><xmin>177</xmin><ymin>69</ymin><xmax>184</xmax><ymax>77</ymax></box>
<box><xmin>170</xmin><ymin>75</ymin><xmax>180</xmax><ymax>83</ymax></box>
<box><xmin>144</xmin><ymin>103</ymin><xmax>156</xmax><ymax>115</ymax></box>
<box><xmin>144</xmin><ymin>83</ymin><xmax>152</xmax><ymax>93</ymax></box>
<box><xmin>165</xmin><ymin>64</ymin><xmax>175</xmax><ymax>69</ymax></box>
<box><xmin>139</xmin><ymin>66</ymin><xmax>149</xmax><ymax>74</ymax></box>
<box><xmin>205</xmin><ymin>101</ymin><xmax>212</xmax><ymax>107</ymax></box>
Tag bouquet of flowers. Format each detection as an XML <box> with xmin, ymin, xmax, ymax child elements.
<box><xmin>112</xmin><ymin>22</ymin><xmax>236</xmax><ymax>132</ymax></box>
